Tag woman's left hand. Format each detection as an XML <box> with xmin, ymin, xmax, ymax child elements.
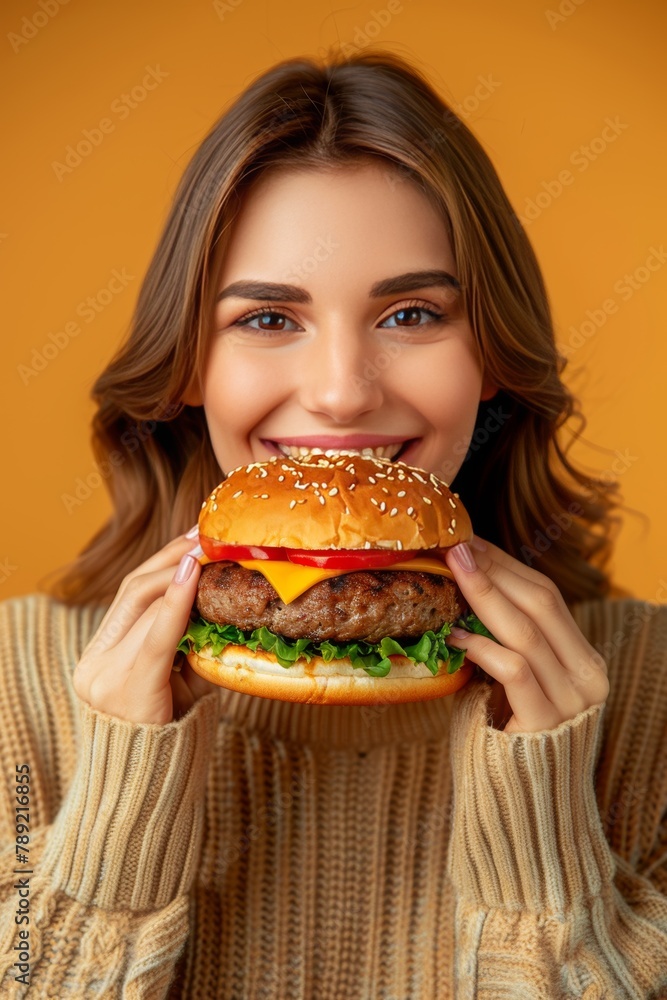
<box><xmin>443</xmin><ymin>536</ymin><xmax>610</xmax><ymax>734</ymax></box>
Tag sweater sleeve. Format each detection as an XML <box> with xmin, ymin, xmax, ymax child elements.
<box><xmin>446</xmin><ymin>604</ymin><xmax>667</xmax><ymax>999</ymax></box>
<box><xmin>0</xmin><ymin>595</ymin><xmax>220</xmax><ymax>997</ymax></box>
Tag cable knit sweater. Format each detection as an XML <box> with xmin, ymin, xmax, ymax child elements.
<box><xmin>0</xmin><ymin>593</ymin><xmax>665</xmax><ymax>998</ymax></box>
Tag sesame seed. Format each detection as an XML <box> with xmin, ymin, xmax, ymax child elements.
<box><xmin>370</xmin><ymin>498</ymin><xmax>379</xmax><ymax>506</ymax></box>
<box><xmin>259</xmin><ymin>468</ymin><xmax>268</xmax><ymax>477</ymax></box>
<box><xmin>379</xmin><ymin>501</ymin><xmax>386</xmax><ymax>512</ymax></box>
<box><xmin>364</xmin><ymin>541</ymin><xmax>371</xmax><ymax>549</ymax></box>
<box><xmin>201</xmin><ymin>501</ymin><xmax>206</xmax><ymax>508</ymax></box>
<box><xmin>348</xmin><ymin>484</ymin><xmax>356</xmax><ymax>491</ymax></box>
<box><xmin>212</xmin><ymin>503</ymin><xmax>218</xmax><ymax>511</ymax></box>
<box><xmin>260</xmin><ymin>494</ymin><xmax>269</xmax><ymax>499</ymax></box>
<box><xmin>451</xmin><ymin>518</ymin><xmax>457</xmax><ymax>528</ymax></box>
<box><xmin>344</xmin><ymin>507</ymin><xmax>350</xmax><ymax>514</ymax></box>
<box><xmin>396</xmin><ymin>539</ymin><xmax>403</xmax><ymax>550</ymax></box>
<box><xmin>318</xmin><ymin>496</ymin><xmax>325</xmax><ymax>505</ymax></box>
<box><xmin>407</xmin><ymin>506</ymin><xmax>415</xmax><ymax>516</ymax></box>
<box><xmin>397</xmin><ymin>490</ymin><xmax>406</xmax><ymax>497</ymax></box>
<box><xmin>278</xmin><ymin>475</ymin><xmax>285</xmax><ymax>482</ymax></box>
<box><xmin>232</xmin><ymin>490</ymin><xmax>243</xmax><ymax>498</ymax></box>
<box><xmin>328</xmin><ymin>487</ymin><xmax>339</xmax><ymax>496</ymax></box>
<box><xmin>368</xmin><ymin>476</ymin><xmax>376</xmax><ymax>484</ymax></box>
<box><xmin>448</xmin><ymin>526</ymin><xmax>455</xmax><ymax>535</ymax></box>
<box><xmin>381</xmin><ymin>486</ymin><xmax>390</xmax><ymax>494</ymax></box>
<box><xmin>413</xmin><ymin>472</ymin><xmax>426</xmax><ymax>483</ymax></box>
<box><xmin>389</xmin><ymin>507</ymin><xmax>398</xmax><ymax>517</ymax></box>
<box><xmin>289</xmin><ymin>500</ymin><xmax>297</xmax><ymax>509</ymax></box>
<box><xmin>423</xmin><ymin>497</ymin><xmax>432</xmax><ymax>505</ymax></box>
<box><xmin>449</xmin><ymin>497</ymin><xmax>457</xmax><ymax>508</ymax></box>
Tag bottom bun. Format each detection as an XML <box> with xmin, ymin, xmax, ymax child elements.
<box><xmin>187</xmin><ymin>643</ymin><xmax>474</xmax><ymax>706</ymax></box>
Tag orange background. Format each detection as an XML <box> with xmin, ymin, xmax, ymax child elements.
<box><xmin>1</xmin><ymin>0</ymin><xmax>665</xmax><ymax>603</ymax></box>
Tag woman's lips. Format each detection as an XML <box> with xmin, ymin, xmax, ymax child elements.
<box><xmin>260</xmin><ymin>437</ymin><xmax>421</xmax><ymax>462</ymax></box>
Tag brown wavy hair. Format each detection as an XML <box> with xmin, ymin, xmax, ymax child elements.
<box><xmin>41</xmin><ymin>49</ymin><xmax>634</xmax><ymax>610</ymax></box>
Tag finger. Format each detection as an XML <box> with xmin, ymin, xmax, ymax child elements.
<box><xmin>447</xmin><ymin>632</ymin><xmax>565</xmax><ymax>733</ymax></box>
<box><xmin>82</xmin><ymin>565</ymin><xmax>188</xmax><ymax>659</ymax></box>
<box><xmin>132</xmin><ymin>554</ymin><xmax>203</xmax><ymax>689</ymax></box>
<box><xmin>471</xmin><ymin>534</ymin><xmax>557</xmax><ymax>590</ymax></box>
<box><xmin>465</xmin><ymin>544</ymin><xmax>607</xmax><ymax>692</ymax></box>
<box><xmin>445</xmin><ymin>546</ymin><xmax>574</xmax><ymax>709</ymax></box>
<box><xmin>90</xmin><ymin>541</ymin><xmax>203</xmax><ymax>653</ymax></box>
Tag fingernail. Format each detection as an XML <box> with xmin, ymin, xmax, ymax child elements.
<box><xmin>449</xmin><ymin>627</ymin><xmax>468</xmax><ymax>638</ymax></box>
<box><xmin>174</xmin><ymin>554</ymin><xmax>197</xmax><ymax>584</ymax></box>
<box><xmin>451</xmin><ymin>542</ymin><xmax>477</xmax><ymax>572</ymax></box>
<box><xmin>470</xmin><ymin>535</ymin><xmax>487</xmax><ymax>552</ymax></box>
<box><xmin>187</xmin><ymin>543</ymin><xmax>204</xmax><ymax>559</ymax></box>
<box><xmin>185</xmin><ymin>524</ymin><xmax>199</xmax><ymax>539</ymax></box>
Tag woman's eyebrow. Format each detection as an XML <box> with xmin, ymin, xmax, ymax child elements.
<box><xmin>215</xmin><ymin>270</ymin><xmax>461</xmax><ymax>304</ymax></box>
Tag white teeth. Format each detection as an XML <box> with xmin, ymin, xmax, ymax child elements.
<box><xmin>276</xmin><ymin>443</ymin><xmax>404</xmax><ymax>460</ymax></box>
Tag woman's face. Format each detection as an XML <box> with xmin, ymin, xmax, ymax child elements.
<box><xmin>185</xmin><ymin>162</ymin><xmax>497</xmax><ymax>480</ymax></box>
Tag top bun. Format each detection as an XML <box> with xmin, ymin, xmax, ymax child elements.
<box><xmin>199</xmin><ymin>452</ymin><xmax>472</xmax><ymax>552</ymax></box>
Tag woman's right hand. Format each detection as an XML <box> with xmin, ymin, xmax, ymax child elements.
<box><xmin>73</xmin><ymin>530</ymin><xmax>217</xmax><ymax>725</ymax></box>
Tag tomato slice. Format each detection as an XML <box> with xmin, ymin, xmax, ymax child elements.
<box><xmin>200</xmin><ymin>535</ymin><xmax>450</xmax><ymax>570</ymax></box>
<box><xmin>285</xmin><ymin>548</ymin><xmax>419</xmax><ymax>569</ymax></box>
<box><xmin>200</xmin><ymin>537</ymin><xmax>287</xmax><ymax>562</ymax></box>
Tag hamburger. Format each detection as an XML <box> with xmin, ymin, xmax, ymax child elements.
<box><xmin>177</xmin><ymin>452</ymin><xmax>486</xmax><ymax>705</ymax></box>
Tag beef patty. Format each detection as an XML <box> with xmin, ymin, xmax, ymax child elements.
<box><xmin>195</xmin><ymin>561</ymin><xmax>465</xmax><ymax>643</ymax></box>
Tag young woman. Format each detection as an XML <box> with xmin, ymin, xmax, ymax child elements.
<box><xmin>1</xmin><ymin>51</ymin><xmax>665</xmax><ymax>998</ymax></box>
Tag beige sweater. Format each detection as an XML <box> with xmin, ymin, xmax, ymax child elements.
<box><xmin>0</xmin><ymin>593</ymin><xmax>665</xmax><ymax>998</ymax></box>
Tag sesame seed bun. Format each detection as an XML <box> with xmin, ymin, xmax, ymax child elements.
<box><xmin>198</xmin><ymin>451</ymin><xmax>472</xmax><ymax>551</ymax></box>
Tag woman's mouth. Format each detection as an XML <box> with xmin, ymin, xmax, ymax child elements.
<box><xmin>261</xmin><ymin>438</ymin><xmax>420</xmax><ymax>463</ymax></box>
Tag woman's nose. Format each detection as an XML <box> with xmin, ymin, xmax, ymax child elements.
<box><xmin>297</xmin><ymin>326</ymin><xmax>386</xmax><ymax>424</ymax></box>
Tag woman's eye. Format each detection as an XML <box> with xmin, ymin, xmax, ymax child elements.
<box><xmin>380</xmin><ymin>305</ymin><xmax>446</xmax><ymax>329</ymax></box>
<box><xmin>232</xmin><ymin>310</ymin><xmax>295</xmax><ymax>335</ymax></box>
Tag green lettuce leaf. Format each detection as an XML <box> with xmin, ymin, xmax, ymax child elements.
<box><xmin>177</xmin><ymin>612</ymin><xmax>497</xmax><ymax>679</ymax></box>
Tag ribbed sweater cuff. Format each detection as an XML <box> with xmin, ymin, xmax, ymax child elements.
<box><xmin>41</xmin><ymin>690</ymin><xmax>220</xmax><ymax>911</ymax></box>
<box><xmin>447</xmin><ymin>680</ymin><xmax>616</xmax><ymax>914</ymax></box>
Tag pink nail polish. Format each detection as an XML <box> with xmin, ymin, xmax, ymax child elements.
<box><xmin>174</xmin><ymin>554</ymin><xmax>196</xmax><ymax>584</ymax></box>
<box><xmin>185</xmin><ymin>524</ymin><xmax>199</xmax><ymax>539</ymax></box>
<box><xmin>451</xmin><ymin>542</ymin><xmax>477</xmax><ymax>572</ymax></box>
<box><xmin>449</xmin><ymin>626</ymin><xmax>468</xmax><ymax>638</ymax></box>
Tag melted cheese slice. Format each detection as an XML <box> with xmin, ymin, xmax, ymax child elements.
<box><xmin>198</xmin><ymin>554</ymin><xmax>455</xmax><ymax>605</ymax></box>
